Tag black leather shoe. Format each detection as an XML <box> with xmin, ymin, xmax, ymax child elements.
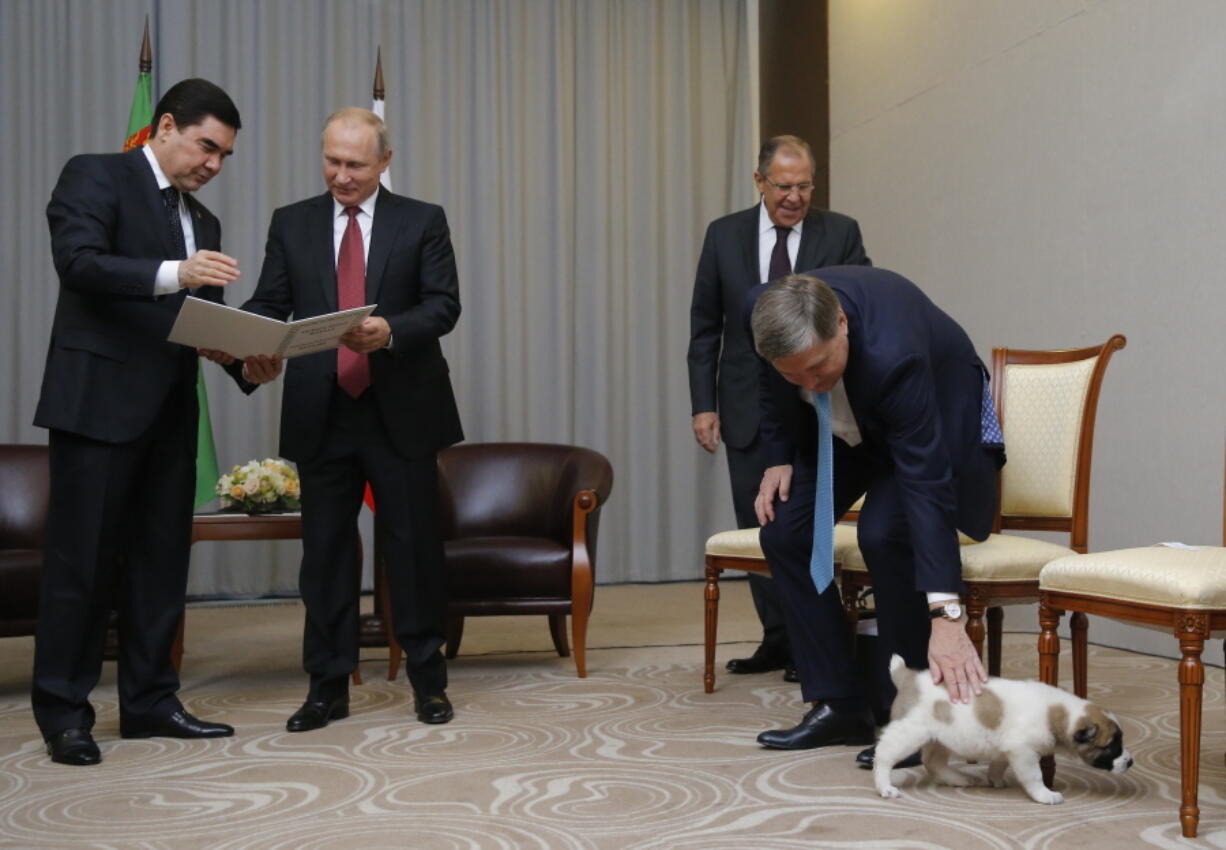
<box><xmin>726</xmin><ymin>646</ymin><xmax>789</xmax><ymax>675</ymax></box>
<box><xmin>120</xmin><ymin>710</ymin><xmax>234</xmax><ymax>739</ymax></box>
<box><xmin>46</xmin><ymin>728</ymin><xmax>101</xmax><ymax>765</ymax></box>
<box><xmin>286</xmin><ymin>696</ymin><xmax>350</xmax><ymax>733</ymax></box>
<box><xmin>856</xmin><ymin>744</ymin><xmax>923</xmax><ymax>769</ymax></box>
<box><xmin>757</xmin><ymin>703</ymin><xmax>875</xmax><ymax>749</ymax></box>
<box><xmin>414</xmin><ymin>693</ymin><xmax>454</xmax><ymax>724</ymax></box>
<box><xmin>782</xmin><ymin>665</ymin><xmax>799</xmax><ymax>683</ymax></box>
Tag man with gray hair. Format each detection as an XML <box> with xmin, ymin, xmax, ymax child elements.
<box><xmin>746</xmin><ymin>267</ymin><xmax>1004</xmax><ymax>767</ymax></box>
<box><xmin>233</xmin><ymin>106</ymin><xmax>463</xmax><ymax>731</ymax></box>
<box><xmin>687</xmin><ymin>135</ymin><xmax>869</xmax><ymax>682</ymax></box>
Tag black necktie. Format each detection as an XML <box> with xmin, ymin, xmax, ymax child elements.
<box><xmin>768</xmin><ymin>224</ymin><xmax>792</xmax><ymax>282</ymax></box>
<box><xmin>161</xmin><ymin>186</ymin><xmax>187</xmax><ymax>260</ymax></box>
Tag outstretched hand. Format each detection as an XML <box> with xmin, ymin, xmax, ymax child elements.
<box><xmin>928</xmin><ymin>617</ymin><xmax>988</xmax><ymax>704</ymax></box>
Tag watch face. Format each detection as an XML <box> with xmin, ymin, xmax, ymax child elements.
<box><xmin>945</xmin><ymin>603</ymin><xmax>963</xmax><ymax>620</ymax></box>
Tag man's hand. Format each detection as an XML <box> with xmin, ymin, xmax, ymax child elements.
<box><xmin>928</xmin><ymin>616</ymin><xmax>987</xmax><ymax>704</ymax></box>
<box><xmin>340</xmin><ymin>317</ymin><xmax>391</xmax><ymax>353</ymax></box>
<box><xmin>692</xmin><ymin>412</ymin><xmax>721</xmax><ymax>453</ymax></box>
<box><xmin>178</xmin><ymin>250</ymin><xmax>240</xmax><ymax>289</ymax></box>
<box><xmin>198</xmin><ymin>348</ymin><xmax>235</xmax><ymax>365</ymax></box>
<box><xmin>754</xmin><ymin>464</ymin><xmax>793</xmax><ymax>525</ymax></box>
<box><xmin>241</xmin><ymin>354</ymin><xmax>283</xmax><ymax>385</ymax></box>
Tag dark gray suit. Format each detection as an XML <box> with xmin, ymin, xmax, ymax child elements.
<box><xmin>687</xmin><ymin>204</ymin><xmax>869</xmax><ymax>655</ymax></box>
<box><xmin>32</xmin><ymin>147</ymin><xmax>243</xmax><ymax>738</ymax></box>
<box><xmin>242</xmin><ymin>186</ymin><xmax>463</xmax><ymax>699</ymax></box>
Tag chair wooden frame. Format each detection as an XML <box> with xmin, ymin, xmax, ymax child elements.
<box><xmin>1037</xmin><ymin>438</ymin><xmax>1226</xmax><ymax>838</ymax></box>
<box><xmin>840</xmin><ymin>335</ymin><xmax>1126</xmax><ymax>674</ymax></box>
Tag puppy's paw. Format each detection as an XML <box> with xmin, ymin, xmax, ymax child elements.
<box><xmin>877</xmin><ymin>784</ymin><xmax>902</xmax><ymax>799</ymax></box>
<box><xmin>1030</xmin><ymin>789</ymin><xmax>1064</xmax><ymax>805</ymax></box>
<box><xmin>987</xmin><ymin>774</ymin><xmax>1008</xmax><ymax>789</ymax></box>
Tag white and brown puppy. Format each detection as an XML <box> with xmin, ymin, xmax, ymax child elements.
<box><xmin>874</xmin><ymin>654</ymin><xmax>1132</xmax><ymax>805</ymax></box>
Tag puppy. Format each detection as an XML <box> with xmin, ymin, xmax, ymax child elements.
<box><xmin>874</xmin><ymin>654</ymin><xmax>1132</xmax><ymax>805</ymax></box>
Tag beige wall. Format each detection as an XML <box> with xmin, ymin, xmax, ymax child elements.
<box><xmin>829</xmin><ymin>0</ymin><xmax>1226</xmax><ymax>665</ymax></box>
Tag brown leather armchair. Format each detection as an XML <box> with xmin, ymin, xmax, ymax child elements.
<box><xmin>385</xmin><ymin>442</ymin><xmax>613</xmax><ymax>678</ymax></box>
<box><xmin>0</xmin><ymin>444</ymin><xmax>49</xmax><ymax>638</ymax></box>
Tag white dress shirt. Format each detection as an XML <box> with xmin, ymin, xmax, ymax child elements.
<box><xmin>142</xmin><ymin>145</ymin><xmax>198</xmax><ymax>295</ymax></box>
<box><xmin>757</xmin><ymin>201</ymin><xmax>801</xmax><ymax>283</ymax></box>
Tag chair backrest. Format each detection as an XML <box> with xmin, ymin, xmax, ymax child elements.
<box><xmin>0</xmin><ymin>444</ymin><xmax>50</xmax><ymax>550</ymax></box>
<box><xmin>990</xmin><ymin>335</ymin><xmax>1126</xmax><ymax>552</ymax></box>
<box><xmin>438</xmin><ymin>442</ymin><xmax>614</xmax><ymax>546</ymax></box>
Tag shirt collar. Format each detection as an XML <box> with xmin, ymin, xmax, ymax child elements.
<box><xmin>141</xmin><ymin>144</ymin><xmax>172</xmax><ymax>191</ymax></box>
<box><xmin>758</xmin><ymin>200</ymin><xmax>802</xmax><ymax>238</ymax></box>
<box><xmin>333</xmin><ymin>189</ymin><xmax>379</xmax><ymax>221</ymax></box>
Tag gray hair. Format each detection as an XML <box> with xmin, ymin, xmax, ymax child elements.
<box><xmin>751</xmin><ymin>274</ymin><xmax>841</xmax><ymax>361</ymax></box>
<box><xmin>322</xmin><ymin>106</ymin><xmax>391</xmax><ymax>159</ymax></box>
<box><xmin>756</xmin><ymin>135</ymin><xmax>816</xmax><ymax>179</ymax></box>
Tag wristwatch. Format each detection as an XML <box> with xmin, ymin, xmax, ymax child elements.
<box><xmin>928</xmin><ymin>601</ymin><xmax>963</xmax><ymax>621</ymax></box>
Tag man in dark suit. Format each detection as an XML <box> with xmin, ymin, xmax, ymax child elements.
<box><xmin>32</xmin><ymin>78</ymin><xmax>264</xmax><ymax>766</ymax></box>
<box><xmin>238</xmin><ymin>107</ymin><xmax>463</xmax><ymax>731</ymax></box>
<box><xmin>687</xmin><ymin>136</ymin><xmax>870</xmax><ymax>680</ymax></box>
<box><xmin>746</xmin><ymin>268</ymin><xmax>1004</xmax><ymax>763</ymax></box>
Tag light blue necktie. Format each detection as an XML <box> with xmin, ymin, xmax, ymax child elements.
<box><xmin>810</xmin><ymin>391</ymin><xmax>834</xmax><ymax>593</ymax></box>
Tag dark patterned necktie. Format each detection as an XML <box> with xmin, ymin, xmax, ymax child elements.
<box><xmin>161</xmin><ymin>186</ymin><xmax>187</xmax><ymax>260</ymax></box>
<box><xmin>768</xmin><ymin>224</ymin><xmax>792</xmax><ymax>282</ymax></box>
<box><xmin>336</xmin><ymin>206</ymin><xmax>370</xmax><ymax>398</ymax></box>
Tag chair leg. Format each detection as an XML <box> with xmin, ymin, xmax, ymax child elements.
<box><xmin>549</xmin><ymin>613</ymin><xmax>571</xmax><ymax>657</ymax></box>
<box><xmin>986</xmin><ymin>606</ymin><xmax>1004</xmax><ymax>677</ymax></box>
<box><xmin>171</xmin><ymin>614</ymin><xmax>185</xmax><ymax>674</ymax></box>
<box><xmin>703</xmin><ymin>563</ymin><xmax>721</xmax><ymax>694</ymax></box>
<box><xmin>965</xmin><ymin>597</ymin><xmax>987</xmax><ymax>663</ymax></box>
<box><xmin>1070</xmin><ymin>612</ymin><xmax>1088</xmax><ymax>698</ymax></box>
<box><xmin>1177</xmin><ymin>627</ymin><xmax>1207</xmax><ymax>838</ymax></box>
<box><xmin>571</xmin><ymin>579</ymin><xmax>593</xmax><ymax>679</ymax></box>
<box><xmin>445</xmin><ymin>615</ymin><xmax>463</xmax><ymax>660</ymax></box>
<box><xmin>1037</xmin><ymin>601</ymin><xmax>1064</xmax><ymax>790</ymax></box>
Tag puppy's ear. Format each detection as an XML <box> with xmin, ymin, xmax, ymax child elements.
<box><xmin>1073</xmin><ymin>723</ymin><xmax>1099</xmax><ymax>744</ymax></box>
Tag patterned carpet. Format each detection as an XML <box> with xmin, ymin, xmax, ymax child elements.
<box><xmin>0</xmin><ymin>582</ymin><xmax>1223</xmax><ymax>849</ymax></box>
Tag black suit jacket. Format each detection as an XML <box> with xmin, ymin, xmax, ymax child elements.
<box><xmin>748</xmin><ymin>266</ymin><xmax>1003</xmax><ymax>590</ymax></box>
<box><xmin>243</xmin><ymin>187</ymin><xmax>463</xmax><ymax>463</ymax></box>
<box><xmin>687</xmin><ymin>205</ymin><xmax>869</xmax><ymax>449</ymax></box>
<box><xmin>35</xmin><ymin>148</ymin><xmax>236</xmax><ymax>442</ymax></box>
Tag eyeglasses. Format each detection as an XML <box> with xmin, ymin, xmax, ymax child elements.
<box><xmin>761</xmin><ymin>177</ymin><xmax>815</xmax><ymax>196</ymax></box>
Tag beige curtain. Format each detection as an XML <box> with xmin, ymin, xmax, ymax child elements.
<box><xmin>1</xmin><ymin>0</ymin><xmax>755</xmax><ymax>595</ymax></box>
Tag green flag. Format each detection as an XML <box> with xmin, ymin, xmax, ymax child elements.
<box><xmin>124</xmin><ymin>23</ymin><xmax>220</xmax><ymax>509</ymax></box>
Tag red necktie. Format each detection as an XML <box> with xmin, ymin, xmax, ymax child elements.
<box><xmin>336</xmin><ymin>206</ymin><xmax>370</xmax><ymax>398</ymax></box>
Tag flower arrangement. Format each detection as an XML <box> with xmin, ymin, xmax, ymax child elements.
<box><xmin>216</xmin><ymin>458</ymin><xmax>301</xmax><ymax>513</ymax></box>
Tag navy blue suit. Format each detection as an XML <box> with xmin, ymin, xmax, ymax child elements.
<box><xmin>748</xmin><ymin>266</ymin><xmax>1003</xmax><ymax>713</ymax></box>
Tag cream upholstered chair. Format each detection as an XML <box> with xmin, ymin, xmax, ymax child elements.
<box><xmin>1037</xmin><ymin>440</ymin><xmax>1226</xmax><ymax>839</ymax></box>
<box><xmin>839</xmin><ymin>335</ymin><xmax>1127</xmax><ymax>674</ymax></box>
<box><xmin>701</xmin><ymin>523</ymin><xmax>859</xmax><ymax>693</ymax></box>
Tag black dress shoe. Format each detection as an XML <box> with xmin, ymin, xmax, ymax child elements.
<box><xmin>726</xmin><ymin>646</ymin><xmax>789</xmax><ymax>675</ymax></box>
<box><xmin>120</xmin><ymin>710</ymin><xmax>234</xmax><ymax>739</ymax></box>
<box><xmin>46</xmin><ymin>729</ymin><xmax>101</xmax><ymax>766</ymax></box>
<box><xmin>757</xmin><ymin>703</ymin><xmax>875</xmax><ymax>749</ymax></box>
<box><xmin>782</xmin><ymin>665</ymin><xmax>799</xmax><ymax>683</ymax></box>
<box><xmin>286</xmin><ymin>696</ymin><xmax>350</xmax><ymax>733</ymax></box>
<box><xmin>414</xmin><ymin>693</ymin><xmax>454</xmax><ymax>724</ymax></box>
<box><xmin>856</xmin><ymin>744</ymin><xmax>923</xmax><ymax>769</ymax></box>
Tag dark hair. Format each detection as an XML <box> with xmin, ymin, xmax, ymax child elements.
<box><xmin>756</xmin><ymin>134</ymin><xmax>815</xmax><ymax>179</ymax></box>
<box><xmin>149</xmin><ymin>78</ymin><xmax>241</xmax><ymax>138</ymax></box>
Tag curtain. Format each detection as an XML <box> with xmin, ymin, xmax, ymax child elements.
<box><xmin>0</xmin><ymin>0</ymin><xmax>755</xmax><ymax>595</ymax></box>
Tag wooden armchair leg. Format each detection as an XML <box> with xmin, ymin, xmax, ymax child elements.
<box><xmin>549</xmin><ymin>614</ymin><xmax>571</xmax><ymax>657</ymax></box>
<box><xmin>171</xmin><ymin>614</ymin><xmax>185</xmax><ymax>674</ymax></box>
<box><xmin>703</xmin><ymin>563</ymin><xmax>721</xmax><ymax>694</ymax></box>
<box><xmin>965</xmin><ymin>599</ymin><xmax>988</xmax><ymax>663</ymax></box>
<box><xmin>1070</xmin><ymin>612</ymin><xmax>1088</xmax><ymax>698</ymax></box>
<box><xmin>1178</xmin><ymin>628</ymin><xmax>1207</xmax><ymax>838</ymax></box>
<box><xmin>1037</xmin><ymin>602</ymin><xmax>1063</xmax><ymax>790</ymax></box>
<box><xmin>571</xmin><ymin>588</ymin><xmax>592</xmax><ymax>679</ymax></box>
<box><xmin>986</xmin><ymin>606</ymin><xmax>1004</xmax><ymax>677</ymax></box>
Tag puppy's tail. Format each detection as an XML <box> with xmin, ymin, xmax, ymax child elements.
<box><xmin>888</xmin><ymin>654</ymin><xmax>911</xmax><ymax>687</ymax></box>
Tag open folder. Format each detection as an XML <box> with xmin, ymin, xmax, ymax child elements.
<box><xmin>167</xmin><ymin>297</ymin><xmax>376</xmax><ymax>359</ymax></box>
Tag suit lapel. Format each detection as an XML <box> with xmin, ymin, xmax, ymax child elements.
<box><xmin>365</xmin><ymin>187</ymin><xmax>397</xmax><ymax>304</ymax></box>
<box><xmin>313</xmin><ymin>193</ymin><xmax>339</xmax><ymax>313</ymax></box>
<box><xmin>739</xmin><ymin>205</ymin><xmax>761</xmax><ymax>284</ymax></box>
<box><xmin>128</xmin><ymin>149</ymin><xmax>180</xmax><ymax>260</ymax></box>
<box><xmin>182</xmin><ymin>195</ymin><xmax>217</xmax><ymax>251</ymax></box>
<box><xmin>796</xmin><ymin>210</ymin><xmax>824</xmax><ymax>272</ymax></box>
